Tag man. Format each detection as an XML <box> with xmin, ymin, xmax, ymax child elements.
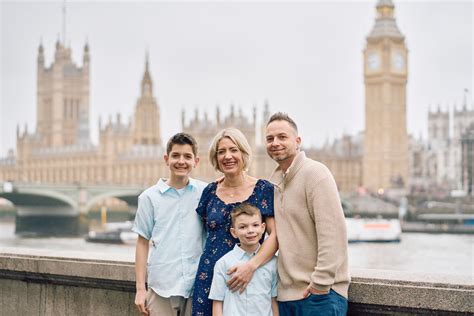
<box><xmin>265</xmin><ymin>112</ymin><xmax>350</xmax><ymax>315</ymax></box>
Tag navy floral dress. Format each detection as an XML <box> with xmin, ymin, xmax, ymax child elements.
<box><xmin>191</xmin><ymin>179</ymin><xmax>274</xmax><ymax>316</ymax></box>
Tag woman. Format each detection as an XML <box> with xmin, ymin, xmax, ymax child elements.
<box><xmin>191</xmin><ymin>128</ymin><xmax>278</xmax><ymax>316</ymax></box>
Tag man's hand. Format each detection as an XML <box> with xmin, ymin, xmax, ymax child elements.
<box><xmin>135</xmin><ymin>289</ymin><xmax>149</xmax><ymax>315</ymax></box>
<box><xmin>226</xmin><ymin>261</ymin><xmax>257</xmax><ymax>293</ymax></box>
<box><xmin>303</xmin><ymin>284</ymin><xmax>329</xmax><ymax>298</ymax></box>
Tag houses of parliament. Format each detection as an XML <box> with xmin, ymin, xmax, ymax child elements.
<box><xmin>1</xmin><ymin>1</ymin><xmax>472</xmax><ymax>194</ymax></box>
<box><xmin>0</xmin><ymin>27</ymin><xmax>363</xmax><ymax>192</ymax></box>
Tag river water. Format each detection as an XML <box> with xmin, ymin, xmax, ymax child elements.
<box><xmin>0</xmin><ymin>222</ymin><xmax>472</xmax><ymax>277</ymax></box>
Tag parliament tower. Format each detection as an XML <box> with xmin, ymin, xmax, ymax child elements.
<box><xmin>132</xmin><ymin>53</ymin><xmax>161</xmax><ymax>146</ymax></box>
<box><xmin>36</xmin><ymin>39</ymin><xmax>91</xmax><ymax>147</ymax></box>
<box><xmin>363</xmin><ymin>0</ymin><xmax>409</xmax><ymax>191</ymax></box>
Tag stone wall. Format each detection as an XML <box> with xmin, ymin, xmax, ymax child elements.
<box><xmin>0</xmin><ymin>248</ymin><xmax>472</xmax><ymax>315</ymax></box>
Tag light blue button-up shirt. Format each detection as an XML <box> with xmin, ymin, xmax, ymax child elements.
<box><xmin>209</xmin><ymin>245</ymin><xmax>278</xmax><ymax>316</ymax></box>
<box><xmin>132</xmin><ymin>178</ymin><xmax>207</xmax><ymax>298</ymax></box>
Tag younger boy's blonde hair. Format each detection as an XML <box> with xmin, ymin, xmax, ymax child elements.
<box><xmin>230</xmin><ymin>203</ymin><xmax>262</xmax><ymax>227</ymax></box>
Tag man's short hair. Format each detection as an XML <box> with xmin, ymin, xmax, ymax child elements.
<box><xmin>230</xmin><ymin>203</ymin><xmax>262</xmax><ymax>227</ymax></box>
<box><xmin>166</xmin><ymin>133</ymin><xmax>198</xmax><ymax>156</ymax></box>
<box><xmin>208</xmin><ymin>128</ymin><xmax>252</xmax><ymax>172</ymax></box>
<box><xmin>266</xmin><ymin>112</ymin><xmax>298</xmax><ymax>133</ymax></box>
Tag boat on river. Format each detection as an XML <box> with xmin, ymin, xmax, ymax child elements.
<box><xmin>346</xmin><ymin>217</ymin><xmax>401</xmax><ymax>242</ymax></box>
<box><xmin>85</xmin><ymin>221</ymin><xmax>137</xmax><ymax>244</ymax></box>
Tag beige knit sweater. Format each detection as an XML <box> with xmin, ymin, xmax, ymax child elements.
<box><xmin>270</xmin><ymin>151</ymin><xmax>350</xmax><ymax>301</ymax></box>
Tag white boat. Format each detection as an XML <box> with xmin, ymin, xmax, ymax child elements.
<box><xmin>346</xmin><ymin>217</ymin><xmax>401</xmax><ymax>242</ymax></box>
<box><xmin>86</xmin><ymin>221</ymin><xmax>138</xmax><ymax>244</ymax></box>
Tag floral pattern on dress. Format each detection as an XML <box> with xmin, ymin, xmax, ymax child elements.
<box><xmin>191</xmin><ymin>179</ymin><xmax>274</xmax><ymax>316</ymax></box>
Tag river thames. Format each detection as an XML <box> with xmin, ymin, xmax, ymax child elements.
<box><xmin>0</xmin><ymin>222</ymin><xmax>472</xmax><ymax>277</ymax></box>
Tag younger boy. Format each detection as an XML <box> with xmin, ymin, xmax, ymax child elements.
<box><xmin>209</xmin><ymin>203</ymin><xmax>279</xmax><ymax>316</ymax></box>
<box><xmin>133</xmin><ymin>133</ymin><xmax>207</xmax><ymax>316</ymax></box>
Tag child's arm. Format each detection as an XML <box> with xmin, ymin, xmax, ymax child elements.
<box><xmin>135</xmin><ymin>235</ymin><xmax>150</xmax><ymax>315</ymax></box>
<box><xmin>209</xmin><ymin>259</ymin><xmax>227</xmax><ymax>315</ymax></box>
<box><xmin>271</xmin><ymin>298</ymin><xmax>279</xmax><ymax>316</ymax></box>
<box><xmin>212</xmin><ymin>300</ymin><xmax>224</xmax><ymax>316</ymax></box>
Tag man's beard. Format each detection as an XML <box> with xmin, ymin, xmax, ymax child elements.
<box><xmin>269</xmin><ymin>152</ymin><xmax>288</xmax><ymax>162</ymax></box>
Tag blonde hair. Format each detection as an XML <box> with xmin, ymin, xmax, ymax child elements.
<box><xmin>209</xmin><ymin>128</ymin><xmax>252</xmax><ymax>172</ymax></box>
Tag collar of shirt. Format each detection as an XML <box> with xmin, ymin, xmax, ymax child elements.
<box><xmin>156</xmin><ymin>178</ymin><xmax>198</xmax><ymax>194</ymax></box>
<box><xmin>270</xmin><ymin>151</ymin><xmax>306</xmax><ymax>188</ymax></box>
<box><xmin>233</xmin><ymin>244</ymin><xmax>261</xmax><ymax>260</ymax></box>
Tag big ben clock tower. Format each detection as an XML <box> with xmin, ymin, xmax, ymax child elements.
<box><xmin>363</xmin><ymin>0</ymin><xmax>409</xmax><ymax>192</ymax></box>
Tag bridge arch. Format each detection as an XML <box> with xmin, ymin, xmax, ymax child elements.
<box><xmin>0</xmin><ymin>189</ymin><xmax>77</xmax><ymax>210</ymax></box>
<box><xmin>85</xmin><ymin>190</ymin><xmax>143</xmax><ymax>213</ymax></box>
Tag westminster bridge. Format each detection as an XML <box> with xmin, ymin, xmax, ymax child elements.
<box><xmin>0</xmin><ymin>181</ymin><xmax>145</xmax><ymax>235</ymax></box>
<box><xmin>0</xmin><ymin>181</ymin><xmax>359</xmax><ymax>236</ymax></box>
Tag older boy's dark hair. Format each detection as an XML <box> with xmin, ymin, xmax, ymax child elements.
<box><xmin>266</xmin><ymin>112</ymin><xmax>298</xmax><ymax>133</ymax></box>
<box><xmin>166</xmin><ymin>133</ymin><xmax>198</xmax><ymax>156</ymax></box>
<box><xmin>231</xmin><ymin>203</ymin><xmax>262</xmax><ymax>227</ymax></box>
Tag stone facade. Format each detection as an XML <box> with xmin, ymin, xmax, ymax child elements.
<box><xmin>427</xmin><ymin>107</ymin><xmax>452</xmax><ymax>187</ymax></box>
<box><xmin>0</xmin><ymin>42</ymin><xmax>168</xmax><ymax>187</ymax></box>
<box><xmin>461</xmin><ymin>124</ymin><xmax>474</xmax><ymax>195</ymax></box>
<box><xmin>307</xmin><ymin>134</ymin><xmax>363</xmax><ymax>193</ymax></box>
<box><xmin>362</xmin><ymin>0</ymin><xmax>409</xmax><ymax>192</ymax></box>
<box><xmin>424</xmin><ymin>101</ymin><xmax>474</xmax><ymax>191</ymax></box>
<box><xmin>0</xmin><ymin>37</ymin><xmax>364</xmax><ymax>192</ymax></box>
<box><xmin>0</xmin><ymin>39</ymin><xmax>276</xmax><ymax>187</ymax></box>
<box><xmin>407</xmin><ymin>135</ymin><xmax>433</xmax><ymax>193</ymax></box>
<box><xmin>36</xmin><ymin>41</ymin><xmax>91</xmax><ymax>148</ymax></box>
<box><xmin>453</xmin><ymin>105</ymin><xmax>474</xmax><ymax>189</ymax></box>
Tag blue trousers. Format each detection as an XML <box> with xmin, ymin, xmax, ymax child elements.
<box><xmin>278</xmin><ymin>289</ymin><xmax>348</xmax><ymax>316</ymax></box>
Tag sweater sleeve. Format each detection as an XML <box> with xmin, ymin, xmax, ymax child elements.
<box><xmin>308</xmin><ymin>170</ymin><xmax>348</xmax><ymax>292</ymax></box>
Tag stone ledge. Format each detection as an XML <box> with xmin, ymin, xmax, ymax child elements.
<box><xmin>0</xmin><ymin>248</ymin><xmax>134</xmax><ymax>282</ymax></box>
<box><xmin>349</xmin><ymin>269</ymin><xmax>473</xmax><ymax>313</ymax></box>
<box><xmin>0</xmin><ymin>269</ymin><xmax>135</xmax><ymax>292</ymax></box>
<box><xmin>0</xmin><ymin>249</ymin><xmax>472</xmax><ymax>314</ymax></box>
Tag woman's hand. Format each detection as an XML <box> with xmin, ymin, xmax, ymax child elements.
<box><xmin>226</xmin><ymin>261</ymin><xmax>257</xmax><ymax>293</ymax></box>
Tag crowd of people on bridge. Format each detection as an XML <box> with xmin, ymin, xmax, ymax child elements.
<box><xmin>132</xmin><ymin>112</ymin><xmax>350</xmax><ymax>316</ymax></box>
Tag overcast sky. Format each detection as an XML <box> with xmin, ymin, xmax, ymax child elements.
<box><xmin>0</xmin><ymin>0</ymin><xmax>472</xmax><ymax>156</ymax></box>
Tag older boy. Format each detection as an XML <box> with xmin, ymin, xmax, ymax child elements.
<box><xmin>209</xmin><ymin>203</ymin><xmax>279</xmax><ymax>316</ymax></box>
<box><xmin>133</xmin><ymin>133</ymin><xmax>207</xmax><ymax>316</ymax></box>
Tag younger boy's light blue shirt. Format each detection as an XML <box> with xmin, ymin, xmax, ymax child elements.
<box><xmin>209</xmin><ymin>244</ymin><xmax>278</xmax><ymax>316</ymax></box>
<box><xmin>132</xmin><ymin>178</ymin><xmax>207</xmax><ymax>298</ymax></box>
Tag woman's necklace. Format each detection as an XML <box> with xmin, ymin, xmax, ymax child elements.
<box><xmin>226</xmin><ymin>186</ymin><xmax>240</xmax><ymax>198</ymax></box>
<box><xmin>223</xmin><ymin>175</ymin><xmax>246</xmax><ymax>198</ymax></box>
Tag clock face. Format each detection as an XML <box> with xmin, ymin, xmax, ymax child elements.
<box><xmin>393</xmin><ymin>52</ymin><xmax>405</xmax><ymax>70</ymax></box>
<box><xmin>367</xmin><ymin>52</ymin><xmax>380</xmax><ymax>70</ymax></box>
